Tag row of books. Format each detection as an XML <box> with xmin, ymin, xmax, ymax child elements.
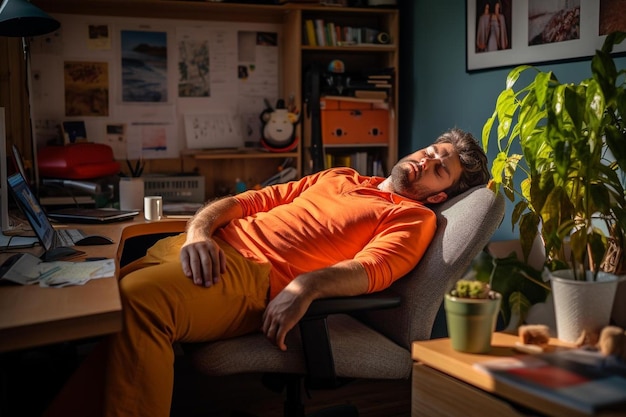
<box><xmin>326</xmin><ymin>152</ymin><xmax>385</xmax><ymax>177</ymax></box>
<box><xmin>304</xmin><ymin>19</ymin><xmax>384</xmax><ymax>47</ymax></box>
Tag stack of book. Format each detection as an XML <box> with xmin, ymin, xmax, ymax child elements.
<box><xmin>346</xmin><ymin>68</ymin><xmax>394</xmax><ymax>100</ymax></box>
<box><xmin>474</xmin><ymin>348</ymin><xmax>626</xmax><ymax>414</ymax></box>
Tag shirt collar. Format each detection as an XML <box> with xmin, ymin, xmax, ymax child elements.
<box><xmin>357</xmin><ymin>176</ymin><xmax>422</xmax><ymax>205</ymax></box>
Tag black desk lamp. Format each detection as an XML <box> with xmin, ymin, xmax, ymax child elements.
<box><xmin>0</xmin><ymin>0</ymin><xmax>59</xmax><ymax>37</ymax></box>
<box><xmin>0</xmin><ymin>0</ymin><xmax>59</xmax><ymax>232</ymax></box>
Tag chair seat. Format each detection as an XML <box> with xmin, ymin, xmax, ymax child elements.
<box><xmin>188</xmin><ymin>314</ymin><xmax>412</xmax><ymax>380</ymax></box>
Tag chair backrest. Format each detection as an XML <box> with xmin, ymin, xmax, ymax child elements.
<box><xmin>356</xmin><ymin>185</ymin><xmax>505</xmax><ymax>349</ymax></box>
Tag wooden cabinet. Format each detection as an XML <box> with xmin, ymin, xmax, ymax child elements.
<box><xmin>19</xmin><ymin>0</ymin><xmax>398</xmax><ymax>197</ymax></box>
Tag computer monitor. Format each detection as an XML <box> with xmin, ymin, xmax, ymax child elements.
<box><xmin>7</xmin><ymin>171</ymin><xmax>55</xmax><ymax>251</ymax></box>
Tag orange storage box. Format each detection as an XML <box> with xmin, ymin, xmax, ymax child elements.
<box><xmin>320</xmin><ymin>97</ymin><xmax>389</xmax><ymax>145</ymax></box>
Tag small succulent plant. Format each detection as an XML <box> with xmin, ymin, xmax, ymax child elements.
<box><xmin>450</xmin><ymin>279</ymin><xmax>491</xmax><ymax>299</ymax></box>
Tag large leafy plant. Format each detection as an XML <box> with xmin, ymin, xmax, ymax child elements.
<box><xmin>483</xmin><ymin>32</ymin><xmax>626</xmax><ymax>280</ymax></box>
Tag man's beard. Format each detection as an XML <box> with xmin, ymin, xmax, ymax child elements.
<box><xmin>390</xmin><ymin>163</ymin><xmax>431</xmax><ymax>200</ymax></box>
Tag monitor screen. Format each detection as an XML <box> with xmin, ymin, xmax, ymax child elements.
<box><xmin>7</xmin><ymin>172</ymin><xmax>54</xmax><ymax>250</ymax></box>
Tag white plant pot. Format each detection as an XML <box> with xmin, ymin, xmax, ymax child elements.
<box><xmin>612</xmin><ymin>278</ymin><xmax>626</xmax><ymax>328</ymax></box>
<box><xmin>550</xmin><ymin>270</ymin><xmax>619</xmax><ymax>343</ymax></box>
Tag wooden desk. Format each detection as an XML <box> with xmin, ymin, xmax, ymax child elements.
<box><xmin>0</xmin><ymin>216</ymin><xmax>188</xmax><ymax>353</ymax></box>
<box><xmin>411</xmin><ymin>333</ymin><xmax>625</xmax><ymax>417</ymax></box>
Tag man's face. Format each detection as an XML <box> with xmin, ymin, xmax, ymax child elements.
<box><xmin>389</xmin><ymin>142</ymin><xmax>462</xmax><ymax>203</ymax></box>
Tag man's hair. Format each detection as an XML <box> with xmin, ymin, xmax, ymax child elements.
<box><xmin>435</xmin><ymin>128</ymin><xmax>490</xmax><ymax>198</ymax></box>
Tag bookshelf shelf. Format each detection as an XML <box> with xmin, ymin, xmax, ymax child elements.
<box><xmin>301</xmin><ymin>44</ymin><xmax>396</xmax><ymax>52</ymax></box>
<box><xmin>185</xmin><ymin>150</ymin><xmax>299</xmax><ymax>161</ymax></box>
<box><xmin>323</xmin><ymin>143</ymin><xmax>388</xmax><ymax>148</ymax></box>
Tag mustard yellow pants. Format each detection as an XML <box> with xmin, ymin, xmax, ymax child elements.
<box><xmin>44</xmin><ymin>234</ymin><xmax>271</xmax><ymax>417</ymax></box>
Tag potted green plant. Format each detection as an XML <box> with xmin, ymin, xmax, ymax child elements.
<box><xmin>444</xmin><ymin>279</ymin><xmax>502</xmax><ymax>353</ymax></box>
<box><xmin>482</xmin><ymin>31</ymin><xmax>626</xmax><ymax>342</ymax></box>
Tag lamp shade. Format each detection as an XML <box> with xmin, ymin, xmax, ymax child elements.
<box><xmin>0</xmin><ymin>0</ymin><xmax>60</xmax><ymax>37</ymax></box>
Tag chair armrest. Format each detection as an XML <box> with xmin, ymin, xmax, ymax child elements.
<box><xmin>299</xmin><ymin>294</ymin><xmax>401</xmax><ymax>385</ymax></box>
<box><xmin>303</xmin><ymin>294</ymin><xmax>401</xmax><ymax>320</ymax></box>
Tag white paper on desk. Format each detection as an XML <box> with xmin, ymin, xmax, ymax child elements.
<box><xmin>1</xmin><ymin>253</ymin><xmax>42</xmax><ymax>285</ymax></box>
<box><xmin>39</xmin><ymin>259</ymin><xmax>116</xmax><ymax>288</ymax></box>
<box><xmin>1</xmin><ymin>253</ymin><xmax>115</xmax><ymax>287</ymax></box>
<box><xmin>0</xmin><ymin>233</ymin><xmax>38</xmax><ymax>249</ymax></box>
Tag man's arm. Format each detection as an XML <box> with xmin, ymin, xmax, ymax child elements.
<box><xmin>180</xmin><ymin>196</ymin><xmax>243</xmax><ymax>287</ymax></box>
<box><xmin>262</xmin><ymin>259</ymin><xmax>368</xmax><ymax>351</ymax></box>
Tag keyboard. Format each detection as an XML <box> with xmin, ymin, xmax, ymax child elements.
<box><xmin>56</xmin><ymin>228</ymin><xmax>86</xmax><ymax>247</ymax></box>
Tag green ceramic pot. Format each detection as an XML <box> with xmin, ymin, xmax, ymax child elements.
<box><xmin>444</xmin><ymin>291</ymin><xmax>502</xmax><ymax>353</ymax></box>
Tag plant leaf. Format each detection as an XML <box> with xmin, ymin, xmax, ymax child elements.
<box><xmin>496</xmin><ymin>89</ymin><xmax>516</xmax><ymax>141</ymax></box>
<box><xmin>504</xmin><ymin>291</ymin><xmax>531</xmax><ymax>332</ymax></box>
<box><xmin>519</xmin><ymin>212</ymin><xmax>540</xmax><ymax>263</ymax></box>
<box><xmin>506</xmin><ymin>65</ymin><xmax>533</xmax><ymax>90</ymax></box>
<box><xmin>534</xmin><ymin>71</ymin><xmax>553</xmax><ymax>105</ymax></box>
<box><xmin>482</xmin><ymin>113</ymin><xmax>497</xmax><ymax>152</ymax></box>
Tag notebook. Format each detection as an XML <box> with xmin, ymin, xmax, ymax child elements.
<box><xmin>7</xmin><ymin>171</ymin><xmax>88</xmax><ymax>261</ymax></box>
<box><xmin>46</xmin><ymin>207</ymin><xmax>139</xmax><ymax>223</ymax></box>
<box><xmin>11</xmin><ymin>144</ymin><xmax>138</xmax><ymax>224</ymax></box>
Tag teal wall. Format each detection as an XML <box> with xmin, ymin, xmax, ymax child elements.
<box><xmin>398</xmin><ymin>1</ymin><xmax>626</xmax><ymax>241</ymax></box>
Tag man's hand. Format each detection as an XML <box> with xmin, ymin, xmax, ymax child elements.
<box><xmin>180</xmin><ymin>196</ymin><xmax>243</xmax><ymax>287</ymax></box>
<box><xmin>180</xmin><ymin>237</ymin><xmax>226</xmax><ymax>287</ymax></box>
<box><xmin>262</xmin><ymin>287</ymin><xmax>311</xmax><ymax>351</ymax></box>
<box><xmin>262</xmin><ymin>261</ymin><xmax>368</xmax><ymax>351</ymax></box>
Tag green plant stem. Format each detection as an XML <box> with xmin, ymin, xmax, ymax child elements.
<box><xmin>518</xmin><ymin>270</ymin><xmax>551</xmax><ymax>291</ymax></box>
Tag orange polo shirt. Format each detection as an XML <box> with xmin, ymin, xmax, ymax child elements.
<box><xmin>216</xmin><ymin>167</ymin><xmax>437</xmax><ymax>299</ymax></box>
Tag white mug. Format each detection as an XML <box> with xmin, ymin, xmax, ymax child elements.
<box><xmin>144</xmin><ymin>196</ymin><xmax>163</xmax><ymax>221</ymax></box>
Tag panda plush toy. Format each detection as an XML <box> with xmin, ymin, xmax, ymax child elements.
<box><xmin>260</xmin><ymin>99</ymin><xmax>300</xmax><ymax>152</ymax></box>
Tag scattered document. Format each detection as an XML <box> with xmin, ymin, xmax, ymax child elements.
<box><xmin>0</xmin><ymin>253</ymin><xmax>115</xmax><ymax>287</ymax></box>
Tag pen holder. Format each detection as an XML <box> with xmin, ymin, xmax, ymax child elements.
<box><xmin>119</xmin><ymin>177</ymin><xmax>144</xmax><ymax>211</ymax></box>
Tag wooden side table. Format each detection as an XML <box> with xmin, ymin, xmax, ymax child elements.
<box><xmin>411</xmin><ymin>332</ymin><xmax>626</xmax><ymax>417</ymax></box>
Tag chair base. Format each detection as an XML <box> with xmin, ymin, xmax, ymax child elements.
<box><xmin>308</xmin><ymin>404</ymin><xmax>358</xmax><ymax>417</ymax></box>
<box><xmin>232</xmin><ymin>373</ymin><xmax>359</xmax><ymax>417</ymax></box>
<box><xmin>229</xmin><ymin>404</ymin><xmax>357</xmax><ymax>417</ymax></box>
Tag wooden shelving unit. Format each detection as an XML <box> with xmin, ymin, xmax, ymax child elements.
<box><xmin>297</xmin><ymin>4</ymin><xmax>399</xmax><ymax>175</ymax></box>
<box><xmin>16</xmin><ymin>0</ymin><xmax>399</xmax><ymax>197</ymax></box>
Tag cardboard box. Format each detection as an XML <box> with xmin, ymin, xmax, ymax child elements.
<box><xmin>320</xmin><ymin>97</ymin><xmax>389</xmax><ymax>145</ymax></box>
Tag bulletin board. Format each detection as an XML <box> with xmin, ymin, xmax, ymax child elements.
<box><xmin>29</xmin><ymin>13</ymin><xmax>282</xmax><ymax>160</ymax></box>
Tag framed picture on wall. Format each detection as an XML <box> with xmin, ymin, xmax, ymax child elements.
<box><xmin>61</xmin><ymin>120</ymin><xmax>88</xmax><ymax>144</ymax></box>
<box><xmin>466</xmin><ymin>0</ymin><xmax>626</xmax><ymax>72</ymax></box>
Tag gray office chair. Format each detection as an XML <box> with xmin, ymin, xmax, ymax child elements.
<box><xmin>186</xmin><ymin>185</ymin><xmax>505</xmax><ymax>417</ymax></box>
